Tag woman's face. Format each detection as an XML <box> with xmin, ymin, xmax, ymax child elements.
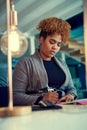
<box><xmin>39</xmin><ymin>33</ymin><xmax>62</xmax><ymax>60</ymax></box>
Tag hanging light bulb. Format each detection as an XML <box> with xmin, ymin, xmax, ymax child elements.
<box><xmin>0</xmin><ymin>0</ymin><xmax>31</xmax><ymax>117</ymax></box>
<box><xmin>0</xmin><ymin>4</ymin><xmax>28</xmax><ymax>58</ymax></box>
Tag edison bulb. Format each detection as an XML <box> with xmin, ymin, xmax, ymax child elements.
<box><xmin>0</xmin><ymin>26</ymin><xmax>28</xmax><ymax>58</ymax></box>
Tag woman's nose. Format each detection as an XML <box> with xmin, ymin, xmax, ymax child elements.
<box><xmin>52</xmin><ymin>44</ymin><xmax>58</xmax><ymax>49</ymax></box>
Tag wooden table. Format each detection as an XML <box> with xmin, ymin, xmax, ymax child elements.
<box><xmin>0</xmin><ymin>103</ymin><xmax>87</xmax><ymax>130</ymax></box>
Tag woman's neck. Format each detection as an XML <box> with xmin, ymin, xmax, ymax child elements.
<box><xmin>39</xmin><ymin>49</ymin><xmax>51</xmax><ymax>61</ymax></box>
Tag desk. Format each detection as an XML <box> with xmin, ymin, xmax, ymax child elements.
<box><xmin>0</xmin><ymin>104</ymin><xmax>87</xmax><ymax>130</ymax></box>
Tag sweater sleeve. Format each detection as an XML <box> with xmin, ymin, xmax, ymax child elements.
<box><xmin>60</xmin><ymin>61</ymin><xmax>77</xmax><ymax>98</ymax></box>
<box><xmin>13</xmin><ymin>58</ymin><xmax>43</xmax><ymax>106</ymax></box>
<box><xmin>54</xmin><ymin>57</ymin><xmax>77</xmax><ymax>98</ymax></box>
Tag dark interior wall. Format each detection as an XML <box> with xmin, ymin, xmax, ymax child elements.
<box><xmin>0</xmin><ymin>87</ymin><xmax>9</xmax><ymax>107</ymax></box>
<box><xmin>68</xmin><ymin>63</ymin><xmax>86</xmax><ymax>89</ymax></box>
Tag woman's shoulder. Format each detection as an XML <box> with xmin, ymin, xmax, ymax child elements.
<box><xmin>54</xmin><ymin>56</ymin><xmax>67</xmax><ymax>65</ymax></box>
<box><xmin>15</xmin><ymin>51</ymin><xmax>40</xmax><ymax>67</ymax></box>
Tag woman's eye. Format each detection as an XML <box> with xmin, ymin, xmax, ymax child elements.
<box><xmin>57</xmin><ymin>43</ymin><xmax>61</xmax><ymax>47</ymax></box>
<box><xmin>50</xmin><ymin>39</ymin><xmax>62</xmax><ymax>47</ymax></box>
<box><xmin>50</xmin><ymin>40</ymin><xmax>55</xmax><ymax>44</ymax></box>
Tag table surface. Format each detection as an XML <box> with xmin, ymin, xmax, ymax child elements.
<box><xmin>0</xmin><ymin>103</ymin><xmax>87</xmax><ymax>130</ymax></box>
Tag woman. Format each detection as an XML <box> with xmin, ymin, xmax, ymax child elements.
<box><xmin>13</xmin><ymin>17</ymin><xmax>77</xmax><ymax>106</ymax></box>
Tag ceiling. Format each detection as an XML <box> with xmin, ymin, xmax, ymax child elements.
<box><xmin>0</xmin><ymin>0</ymin><xmax>84</xmax><ymax>43</ymax></box>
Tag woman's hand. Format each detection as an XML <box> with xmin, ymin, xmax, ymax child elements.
<box><xmin>59</xmin><ymin>93</ymin><xmax>75</xmax><ymax>102</ymax></box>
<box><xmin>42</xmin><ymin>92</ymin><xmax>59</xmax><ymax>103</ymax></box>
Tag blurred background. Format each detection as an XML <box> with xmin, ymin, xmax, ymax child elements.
<box><xmin>0</xmin><ymin>0</ymin><xmax>86</xmax><ymax>103</ymax></box>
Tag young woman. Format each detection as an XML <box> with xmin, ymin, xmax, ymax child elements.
<box><xmin>13</xmin><ymin>17</ymin><xmax>77</xmax><ymax>106</ymax></box>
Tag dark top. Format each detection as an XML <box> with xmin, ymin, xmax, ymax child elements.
<box><xmin>43</xmin><ymin>58</ymin><xmax>66</xmax><ymax>89</ymax></box>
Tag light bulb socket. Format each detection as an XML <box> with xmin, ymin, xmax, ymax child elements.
<box><xmin>10</xmin><ymin>4</ymin><xmax>18</xmax><ymax>26</ymax></box>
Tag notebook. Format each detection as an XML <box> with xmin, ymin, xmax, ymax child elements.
<box><xmin>56</xmin><ymin>99</ymin><xmax>87</xmax><ymax>105</ymax></box>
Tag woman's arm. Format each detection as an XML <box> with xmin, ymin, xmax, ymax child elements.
<box><xmin>13</xmin><ymin>59</ymin><xmax>42</xmax><ymax>106</ymax></box>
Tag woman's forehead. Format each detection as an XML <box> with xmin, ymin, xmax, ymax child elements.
<box><xmin>47</xmin><ymin>34</ymin><xmax>62</xmax><ymax>41</ymax></box>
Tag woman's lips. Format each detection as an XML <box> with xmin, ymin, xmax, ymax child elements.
<box><xmin>49</xmin><ymin>51</ymin><xmax>55</xmax><ymax>55</ymax></box>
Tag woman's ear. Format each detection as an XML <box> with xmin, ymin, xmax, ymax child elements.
<box><xmin>39</xmin><ymin>36</ymin><xmax>44</xmax><ymax>44</ymax></box>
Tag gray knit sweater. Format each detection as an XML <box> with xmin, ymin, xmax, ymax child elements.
<box><xmin>13</xmin><ymin>50</ymin><xmax>77</xmax><ymax>106</ymax></box>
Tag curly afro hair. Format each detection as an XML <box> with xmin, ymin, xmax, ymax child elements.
<box><xmin>37</xmin><ymin>17</ymin><xmax>71</xmax><ymax>43</ymax></box>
